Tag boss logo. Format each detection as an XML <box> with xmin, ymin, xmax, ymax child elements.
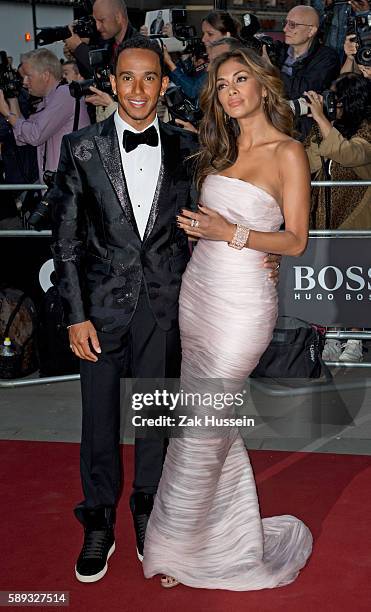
<box><xmin>294</xmin><ymin>266</ymin><xmax>371</xmax><ymax>291</ymax></box>
<box><xmin>292</xmin><ymin>266</ymin><xmax>371</xmax><ymax>302</ymax></box>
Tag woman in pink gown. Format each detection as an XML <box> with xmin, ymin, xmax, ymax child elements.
<box><xmin>143</xmin><ymin>48</ymin><xmax>313</xmax><ymax>590</ymax></box>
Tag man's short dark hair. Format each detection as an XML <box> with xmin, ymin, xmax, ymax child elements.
<box><xmin>113</xmin><ymin>35</ymin><xmax>164</xmax><ymax>75</ymax></box>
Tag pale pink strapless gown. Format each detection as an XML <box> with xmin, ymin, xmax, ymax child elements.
<box><xmin>142</xmin><ymin>175</ymin><xmax>312</xmax><ymax>590</ymax></box>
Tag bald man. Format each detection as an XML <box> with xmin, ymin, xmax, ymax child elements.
<box><xmin>64</xmin><ymin>0</ymin><xmax>136</xmax><ymax>80</ymax></box>
<box><xmin>280</xmin><ymin>5</ymin><xmax>340</xmax><ymax>139</ymax></box>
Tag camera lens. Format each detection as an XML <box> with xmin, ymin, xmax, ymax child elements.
<box><xmin>356</xmin><ymin>46</ymin><xmax>371</xmax><ymax>67</ymax></box>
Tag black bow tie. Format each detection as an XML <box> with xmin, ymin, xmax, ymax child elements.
<box><xmin>122</xmin><ymin>125</ymin><xmax>159</xmax><ymax>153</ymax></box>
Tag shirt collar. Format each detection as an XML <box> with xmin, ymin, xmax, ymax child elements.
<box><xmin>43</xmin><ymin>83</ymin><xmax>59</xmax><ymax>104</ymax></box>
<box><xmin>114</xmin><ymin>111</ymin><xmax>159</xmax><ymax>138</ymax></box>
<box><xmin>287</xmin><ymin>46</ymin><xmax>309</xmax><ymax>62</ymax></box>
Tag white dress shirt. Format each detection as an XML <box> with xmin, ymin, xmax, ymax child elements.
<box><xmin>114</xmin><ymin>111</ymin><xmax>161</xmax><ymax>240</ymax></box>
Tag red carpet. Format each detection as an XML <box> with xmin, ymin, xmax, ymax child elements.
<box><xmin>1</xmin><ymin>441</ymin><xmax>371</xmax><ymax>612</ymax></box>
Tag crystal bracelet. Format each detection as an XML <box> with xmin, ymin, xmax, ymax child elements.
<box><xmin>228</xmin><ymin>224</ymin><xmax>250</xmax><ymax>250</ymax></box>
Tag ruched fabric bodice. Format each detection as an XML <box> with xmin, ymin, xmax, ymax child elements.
<box><xmin>179</xmin><ymin>175</ymin><xmax>283</xmax><ymax>382</ymax></box>
<box><xmin>186</xmin><ymin>175</ymin><xmax>283</xmax><ymax>308</ymax></box>
<box><xmin>143</xmin><ymin>176</ymin><xmax>312</xmax><ymax>591</ymax></box>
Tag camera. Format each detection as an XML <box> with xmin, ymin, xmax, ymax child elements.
<box><xmin>173</xmin><ymin>23</ymin><xmax>207</xmax><ymax>63</ymax></box>
<box><xmin>347</xmin><ymin>11</ymin><xmax>371</xmax><ymax>66</ymax></box>
<box><xmin>164</xmin><ymin>85</ymin><xmax>203</xmax><ymax>127</ymax></box>
<box><xmin>289</xmin><ymin>90</ymin><xmax>337</xmax><ymax>121</ymax></box>
<box><xmin>146</xmin><ymin>8</ymin><xmax>206</xmax><ymax>58</ymax></box>
<box><xmin>69</xmin><ymin>48</ymin><xmax>112</xmax><ymax>99</ymax></box>
<box><xmin>240</xmin><ymin>13</ymin><xmax>285</xmax><ymax>68</ymax></box>
<box><xmin>27</xmin><ymin>170</ymin><xmax>56</xmax><ymax>230</ymax></box>
<box><xmin>0</xmin><ymin>51</ymin><xmax>23</xmax><ymax>98</ymax></box>
<box><xmin>36</xmin><ymin>0</ymin><xmax>95</xmax><ymax>46</ymax></box>
<box><xmin>36</xmin><ymin>15</ymin><xmax>97</xmax><ymax>47</ymax></box>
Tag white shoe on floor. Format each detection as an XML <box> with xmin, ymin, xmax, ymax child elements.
<box><xmin>339</xmin><ymin>340</ymin><xmax>363</xmax><ymax>363</ymax></box>
<box><xmin>322</xmin><ymin>339</ymin><xmax>342</xmax><ymax>361</ymax></box>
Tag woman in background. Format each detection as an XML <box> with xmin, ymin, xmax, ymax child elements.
<box><xmin>305</xmin><ymin>73</ymin><xmax>371</xmax><ymax>362</ymax></box>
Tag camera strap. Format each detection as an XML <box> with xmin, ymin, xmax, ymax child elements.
<box><xmin>313</xmin><ymin>124</ymin><xmax>331</xmax><ymax>228</ymax></box>
<box><xmin>73</xmin><ymin>98</ymin><xmax>80</xmax><ymax>133</ymax></box>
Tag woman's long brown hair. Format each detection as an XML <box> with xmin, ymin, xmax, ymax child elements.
<box><xmin>194</xmin><ymin>48</ymin><xmax>294</xmax><ymax>190</ymax></box>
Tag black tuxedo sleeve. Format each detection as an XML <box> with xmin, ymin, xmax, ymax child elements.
<box><xmin>50</xmin><ymin>135</ymin><xmax>87</xmax><ymax>326</ymax></box>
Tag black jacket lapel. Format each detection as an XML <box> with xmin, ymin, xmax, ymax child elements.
<box><xmin>142</xmin><ymin>122</ymin><xmax>180</xmax><ymax>243</ymax></box>
<box><xmin>94</xmin><ymin>115</ymin><xmax>140</xmax><ymax>237</ymax></box>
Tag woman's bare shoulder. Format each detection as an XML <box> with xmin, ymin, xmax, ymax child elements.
<box><xmin>275</xmin><ymin>136</ymin><xmax>305</xmax><ymax>153</ymax></box>
<box><xmin>275</xmin><ymin>137</ymin><xmax>307</xmax><ymax>167</ymax></box>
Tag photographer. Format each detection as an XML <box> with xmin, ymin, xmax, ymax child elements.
<box><xmin>324</xmin><ymin>0</ymin><xmax>370</xmax><ymax>59</ymax></box>
<box><xmin>62</xmin><ymin>61</ymin><xmax>83</xmax><ymax>84</ymax></box>
<box><xmin>0</xmin><ymin>49</ymin><xmax>90</xmax><ymax>183</ymax></box>
<box><xmin>305</xmin><ymin>73</ymin><xmax>371</xmax><ymax>363</ymax></box>
<box><xmin>162</xmin><ymin>45</ymin><xmax>207</xmax><ymax>105</ymax></box>
<box><xmin>162</xmin><ymin>11</ymin><xmax>240</xmax><ymax>104</ymax></box>
<box><xmin>305</xmin><ymin>73</ymin><xmax>371</xmax><ymax>224</ymax></box>
<box><xmin>0</xmin><ymin>62</ymin><xmax>38</xmax><ymax>226</ymax></box>
<box><xmin>64</xmin><ymin>0</ymin><xmax>136</xmax><ymax>118</ymax></box>
<box><xmin>201</xmin><ymin>11</ymin><xmax>240</xmax><ymax>51</ymax></box>
<box><xmin>280</xmin><ymin>5</ymin><xmax>340</xmax><ymax>139</ymax></box>
<box><xmin>0</xmin><ymin>61</ymin><xmax>38</xmax><ymax>184</ymax></box>
<box><xmin>341</xmin><ymin>33</ymin><xmax>371</xmax><ymax>78</ymax></box>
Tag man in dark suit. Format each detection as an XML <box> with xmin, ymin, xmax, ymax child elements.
<box><xmin>50</xmin><ymin>36</ymin><xmax>196</xmax><ymax>583</ymax></box>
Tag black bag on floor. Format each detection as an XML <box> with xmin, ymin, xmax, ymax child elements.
<box><xmin>37</xmin><ymin>279</ymin><xmax>79</xmax><ymax>377</ymax></box>
<box><xmin>251</xmin><ymin>316</ymin><xmax>331</xmax><ymax>380</ymax></box>
<box><xmin>0</xmin><ymin>287</ymin><xmax>39</xmax><ymax>379</ymax></box>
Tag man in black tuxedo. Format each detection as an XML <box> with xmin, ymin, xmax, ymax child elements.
<box><xmin>50</xmin><ymin>36</ymin><xmax>196</xmax><ymax>583</ymax></box>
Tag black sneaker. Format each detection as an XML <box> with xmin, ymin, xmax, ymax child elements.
<box><xmin>74</xmin><ymin>507</ymin><xmax>115</xmax><ymax>583</ymax></box>
<box><xmin>130</xmin><ymin>493</ymin><xmax>154</xmax><ymax>562</ymax></box>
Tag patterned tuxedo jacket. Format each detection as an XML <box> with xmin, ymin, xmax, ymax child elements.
<box><xmin>50</xmin><ymin>115</ymin><xmax>197</xmax><ymax>333</ymax></box>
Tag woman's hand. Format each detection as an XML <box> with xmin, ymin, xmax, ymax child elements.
<box><xmin>177</xmin><ymin>205</ymin><xmax>235</xmax><ymax>242</ymax></box>
<box><xmin>163</xmin><ymin>44</ymin><xmax>176</xmax><ymax>72</ymax></box>
<box><xmin>305</xmin><ymin>90</ymin><xmax>332</xmax><ymax>139</ymax></box>
<box><xmin>344</xmin><ymin>34</ymin><xmax>358</xmax><ymax>59</ymax></box>
<box><xmin>305</xmin><ymin>91</ymin><xmax>325</xmax><ymax>122</ymax></box>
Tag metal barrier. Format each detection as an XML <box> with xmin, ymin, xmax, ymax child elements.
<box><xmin>0</xmin><ymin>184</ymin><xmax>46</xmax><ymax>190</ymax></box>
<box><xmin>1</xmin><ymin>180</ymin><xmax>371</xmax><ymax>387</ymax></box>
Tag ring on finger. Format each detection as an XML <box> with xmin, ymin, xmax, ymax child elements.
<box><xmin>190</xmin><ymin>218</ymin><xmax>197</xmax><ymax>228</ymax></box>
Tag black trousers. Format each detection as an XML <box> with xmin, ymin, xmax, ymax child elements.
<box><xmin>77</xmin><ymin>288</ymin><xmax>181</xmax><ymax>512</ymax></box>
